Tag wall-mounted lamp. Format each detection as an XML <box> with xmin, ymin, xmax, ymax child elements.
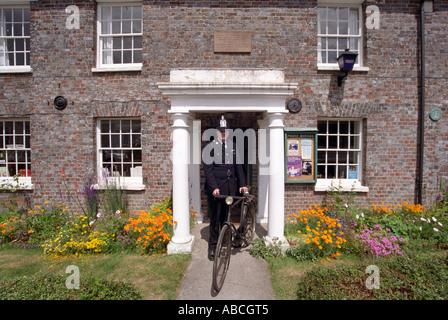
<box><xmin>337</xmin><ymin>49</ymin><xmax>359</xmax><ymax>86</ymax></box>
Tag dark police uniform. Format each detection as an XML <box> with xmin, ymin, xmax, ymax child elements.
<box><xmin>203</xmin><ymin>118</ymin><xmax>247</xmax><ymax>259</ymax></box>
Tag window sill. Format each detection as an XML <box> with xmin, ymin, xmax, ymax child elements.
<box><xmin>0</xmin><ymin>177</ymin><xmax>33</xmax><ymax>191</ymax></box>
<box><xmin>91</xmin><ymin>65</ymin><xmax>142</xmax><ymax>73</ymax></box>
<box><xmin>317</xmin><ymin>64</ymin><xmax>370</xmax><ymax>72</ymax></box>
<box><xmin>0</xmin><ymin>66</ymin><xmax>33</xmax><ymax>74</ymax></box>
<box><xmin>93</xmin><ymin>183</ymin><xmax>145</xmax><ymax>191</ymax></box>
<box><xmin>314</xmin><ymin>179</ymin><xmax>369</xmax><ymax>193</ymax></box>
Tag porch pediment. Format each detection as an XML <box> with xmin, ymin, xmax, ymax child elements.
<box><xmin>158</xmin><ymin>69</ymin><xmax>298</xmax><ymax>113</ymax></box>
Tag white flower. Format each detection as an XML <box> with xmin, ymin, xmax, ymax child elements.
<box><xmin>116</xmin><ymin>210</ymin><xmax>121</xmax><ymax>214</ymax></box>
<box><xmin>344</xmin><ymin>204</ymin><xmax>349</xmax><ymax>208</ymax></box>
<box><xmin>432</xmin><ymin>216</ymin><xmax>437</xmax><ymax>222</ymax></box>
<box><xmin>356</xmin><ymin>215</ymin><xmax>359</xmax><ymax>219</ymax></box>
<box><xmin>361</xmin><ymin>213</ymin><xmax>364</xmax><ymax>218</ymax></box>
<box><xmin>96</xmin><ymin>213</ymin><xmax>102</xmax><ymax>218</ymax></box>
<box><xmin>433</xmin><ymin>228</ymin><xmax>439</xmax><ymax>232</ymax></box>
<box><xmin>89</xmin><ymin>220</ymin><xmax>95</xmax><ymax>226</ymax></box>
<box><xmin>419</xmin><ymin>226</ymin><xmax>422</xmax><ymax>231</ymax></box>
<box><xmin>438</xmin><ymin>222</ymin><xmax>443</xmax><ymax>227</ymax></box>
<box><xmin>420</xmin><ymin>217</ymin><xmax>427</xmax><ymax>222</ymax></box>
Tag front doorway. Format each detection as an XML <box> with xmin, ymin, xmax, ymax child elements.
<box><xmin>195</xmin><ymin>112</ymin><xmax>263</xmax><ymax>222</ymax></box>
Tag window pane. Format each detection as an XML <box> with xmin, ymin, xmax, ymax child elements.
<box><xmin>121</xmin><ymin>120</ymin><xmax>130</xmax><ymax>132</ymax></box>
<box><xmin>132</xmin><ymin>134</ymin><xmax>141</xmax><ymax>148</ymax></box>
<box><xmin>133</xmin><ymin>50</ymin><xmax>142</xmax><ymax>64</ymax></box>
<box><xmin>350</xmin><ymin>136</ymin><xmax>359</xmax><ymax>149</ymax></box>
<box><xmin>112</xmin><ymin>21</ymin><xmax>120</xmax><ymax>34</ymax></box>
<box><xmin>327</xmin><ymin>151</ymin><xmax>336</xmax><ymax>163</ymax></box>
<box><xmin>122</xmin><ymin>6</ymin><xmax>132</xmax><ymax>20</ymax></box>
<box><xmin>133</xmin><ymin>150</ymin><xmax>142</xmax><ymax>162</ymax></box>
<box><xmin>327</xmin><ymin>165</ymin><xmax>336</xmax><ymax>179</ymax></box>
<box><xmin>317</xmin><ymin>165</ymin><xmax>325</xmax><ymax>179</ymax></box>
<box><xmin>5</xmin><ymin>122</ymin><xmax>13</xmax><ymax>134</ymax></box>
<box><xmin>133</xmin><ymin>21</ymin><xmax>142</xmax><ymax>33</ymax></box>
<box><xmin>122</xmin><ymin>20</ymin><xmax>131</xmax><ymax>33</ymax></box>
<box><xmin>113</xmin><ymin>51</ymin><xmax>121</xmax><ymax>63</ymax></box>
<box><xmin>132</xmin><ymin>120</ymin><xmax>141</xmax><ymax>133</ymax></box>
<box><xmin>121</xmin><ymin>134</ymin><xmax>130</xmax><ymax>148</ymax></box>
<box><xmin>113</xmin><ymin>37</ymin><xmax>121</xmax><ymax>49</ymax></box>
<box><xmin>111</xmin><ymin>135</ymin><xmax>120</xmax><ymax>148</ymax></box>
<box><xmin>328</xmin><ymin>21</ymin><xmax>337</xmax><ymax>35</ymax></box>
<box><xmin>339</xmin><ymin>135</ymin><xmax>348</xmax><ymax>149</ymax></box>
<box><xmin>328</xmin><ymin>136</ymin><xmax>337</xmax><ymax>149</ymax></box>
<box><xmin>123</xmin><ymin>37</ymin><xmax>132</xmax><ymax>49</ymax></box>
<box><xmin>328</xmin><ymin>121</ymin><xmax>337</xmax><ymax>134</ymax></box>
<box><xmin>122</xmin><ymin>150</ymin><xmax>132</xmax><ymax>162</ymax></box>
<box><xmin>349</xmin><ymin>151</ymin><xmax>358</xmax><ymax>164</ymax></box>
<box><xmin>339</xmin><ymin>7</ymin><xmax>349</xmax><ymax>20</ymax></box>
<box><xmin>338</xmin><ymin>165</ymin><xmax>347</xmax><ymax>179</ymax></box>
<box><xmin>101</xmin><ymin>135</ymin><xmax>109</xmax><ymax>148</ymax></box>
<box><xmin>133</xmin><ymin>6</ymin><xmax>142</xmax><ymax>20</ymax></box>
<box><xmin>103</xmin><ymin>150</ymin><xmax>111</xmax><ymax>162</ymax></box>
<box><xmin>111</xmin><ymin>120</ymin><xmax>120</xmax><ymax>133</ymax></box>
<box><xmin>318</xmin><ymin>151</ymin><xmax>325</xmax><ymax>163</ymax></box>
<box><xmin>338</xmin><ymin>151</ymin><xmax>348</xmax><ymax>163</ymax></box>
<box><xmin>134</xmin><ymin>36</ymin><xmax>142</xmax><ymax>49</ymax></box>
<box><xmin>101</xmin><ymin>120</ymin><xmax>109</xmax><ymax>133</ymax></box>
<box><xmin>123</xmin><ymin>50</ymin><xmax>132</xmax><ymax>63</ymax></box>
<box><xmin>112</xmin><ymin>7</ymin><xmax>121</xmax><ymax>20</ymax></box>
<box><xmin>327</xmin><ymin>7</ymin><xmax>337</xmax><ymax>20</ymax></box>
<box><xmin>318</xmin><ymin>135</ymin><xmax>326</xmax><ymax>149</ymax></box>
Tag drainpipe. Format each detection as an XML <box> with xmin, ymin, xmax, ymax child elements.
<box><xmin>417</xmin><ymin>1</ymin><xmax>427</xmax><ymax>205</ymax></box>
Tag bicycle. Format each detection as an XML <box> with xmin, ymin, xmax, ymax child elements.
<box><xmin>212</xmin><ymin>191</ymin><xmax>256</xmax><ymax>292</ymax></box>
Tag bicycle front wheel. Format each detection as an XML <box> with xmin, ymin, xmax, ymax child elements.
<box><xmin>213</xmin><ymin>223</ymin><xmax>232</xmax><ymax>292</ymax></box>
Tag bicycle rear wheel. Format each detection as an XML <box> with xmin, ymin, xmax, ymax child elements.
<box><xmin>213</xmin><ymin>223</ymin><xmax>232</xmax><ymax>292</ymax></box>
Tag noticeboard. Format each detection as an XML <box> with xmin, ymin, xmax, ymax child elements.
<box><xmin>285</xmin><ymin>129</ymin><xmax>317</xmax><ymax>183</ymax></box>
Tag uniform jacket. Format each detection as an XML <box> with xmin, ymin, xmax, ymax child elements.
<box><xmin>203</xmin><ymin>140</ymin><xmax>247</xmax><ymax>197</ymax></box>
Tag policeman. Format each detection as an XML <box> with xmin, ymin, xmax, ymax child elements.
<box><xmin>203</xmin><ymin>115</ymin><xmax>248</xmax><ymax>260</ymax></box>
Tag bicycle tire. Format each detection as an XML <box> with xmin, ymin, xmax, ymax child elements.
<box><xmin>213</xmin><ymin>223</ymin><xmax>232</xmax><ymax>292</ymax></box>
<box><xmin>241</xmin><ymin>203</ymin><xmax>256</xmax><ymax>246</ymax></box>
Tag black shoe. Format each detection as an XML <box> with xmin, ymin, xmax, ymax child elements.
<box><xmin>208</xmin><ymin>249</ymin><xmax>215</xmax><ymax>261</ymax></box>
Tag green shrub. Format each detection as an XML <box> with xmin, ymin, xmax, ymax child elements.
<box><xmin>0</xmin><ymin>273</ymin><xmax>142</xmax><ymax>300</ymax></box>
<box><xmin>296</xmin><ymin>253</ymin><xmax>448</xmax><ymax>300</ymax></box>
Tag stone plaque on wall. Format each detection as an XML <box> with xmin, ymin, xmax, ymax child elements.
<box><xmin>214</xmin><ymin>31</ymin><xmax>251</xmax><ymax>53</ymax></box>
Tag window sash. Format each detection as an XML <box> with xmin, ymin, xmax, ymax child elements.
<box><xmin>97</xmin><ymin>4</ymin><xmax>143</xmax><ymax>67</ymax></box>
<box><xmin>0</xmin><ymin>7</ymin><xmax>30</xmax><ymax>67</ymax></box>
<box><xmin>317</xmin><ymin>5</ymin><xmax>362</xmax><ymax>66</ymax></box>
<box><xmin>0</xmin><ymin>119</ymin><xmax>31</xmax><ymax>178</ymax></box>
<box><xmin>97</xmin><ymin>118</ymin><xmax>142</xmax><ymax>180</ymax></box>
<box><xmin>317</xmin><ymin>119</ymin><xmax>362</xmax><ymax>180</ymax></box>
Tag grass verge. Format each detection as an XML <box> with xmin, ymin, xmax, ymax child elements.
<box><xmin>0</xmin><ymin>245</ymin><xmax>191</xmax><ymax>300</ymax></box>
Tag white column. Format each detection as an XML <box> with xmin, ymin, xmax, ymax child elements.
<box><xmin>167</xmin><ymin>112</ymin><xmax>195</xmax><ymax>254</ymax></box>
<box><xmin>257</xmin><ymin>118</ymin><xmax>269</xmax><ymax>224</ymax></box>
<box><xmin>266</xmin><ymin>112</ymin><xmax>289</xmax><ymax>251</ymax></box>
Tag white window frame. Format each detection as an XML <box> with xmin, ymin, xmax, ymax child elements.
<box><xmin>0</xmin><ymin>118</ymin><xmax>32</xmax><ymax>190</ymax></box>
<box><xmin>315</xmin><ymin>118</ymin><xmax>368</xmax><ymax>192</ymax></box>
<box><xmin>0</xmin><ymin>4</ymin><xmax>32</xmax><ymax>74</ymax></box>
<box><xmin>96</xmin><ymin>117</ymin><xmax>144</xmax><ymax>190</ymax></box>
<box><xmin>92</xmin><ymin>1</ymin><xmax>143</xmax><ymax>73</ymax></box>
<box><xmin>317</xmin><ymin>3</ymin><xmax>369</xmax><ymax>72</ymax></box>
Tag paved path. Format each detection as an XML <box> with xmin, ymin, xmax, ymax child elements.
<box><xmin>177</xmin><ymin>222</ymin><xmax>276</xmax><ymax>300</ymax></box>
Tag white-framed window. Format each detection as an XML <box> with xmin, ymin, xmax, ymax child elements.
<box><xmin>0</xmin><ymin>6</ymin><xmax>32</xmax><ymax>73</ymax></box>
<box><xmin>93</xmin><ymin>2</ymin><xmax>143</xmax><ymax>72</ymax></box>
<box><xmin>96</xmin><ymin>118</ymin><xmax>144</xmax><ymax>189</ymax></box>
<box><xmin>0</xmin><ymin>119</ymin><xmax>32</xmax><ymax>189</ymax></box>
<box><xmin>317</xmin><ymin>4</ymin><xmax>368</xmax><ymax>71</ymax></box>
<box><xmin>315</xmin><ymin>118</ymin><xmax>368</xmax><ymax>192</ymax></box>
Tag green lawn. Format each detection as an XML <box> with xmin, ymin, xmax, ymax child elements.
<box><xmin>0</xmin><ymin>245</ymin><xmax>191</xmax><ymax>300</ymax></box>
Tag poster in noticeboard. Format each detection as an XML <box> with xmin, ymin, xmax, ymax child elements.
<box><xmin>285</xmin><ymin>130</ymin><xmax>317</xmax><ymax>183</ymax></box>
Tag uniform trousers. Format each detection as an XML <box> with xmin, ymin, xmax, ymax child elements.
<box><xmin>208</xmin><ymin>195</ymin><xmax>229</xmax><ymax>252</ymax></box>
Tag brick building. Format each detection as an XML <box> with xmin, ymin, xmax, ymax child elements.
<box><xmin>0</xmin><ymin>0</ymin><xmax>446</xmax><ymax>253</ymax></box>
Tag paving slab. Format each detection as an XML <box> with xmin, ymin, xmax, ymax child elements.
<box><xmin>177</xmin><ymin>222</ymin><xmax>275</xmax><ymax>300</ymax></box>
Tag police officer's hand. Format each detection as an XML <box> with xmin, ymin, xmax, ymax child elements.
<box><xmin>212</xmin><ymin>189</ymin><xmax>220</xmax><ymax>197</ymax></box>
<box><xmin>239</xmin><ymin>186</ymin><xmax>249</xmax><ymax>194</ymax></box>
